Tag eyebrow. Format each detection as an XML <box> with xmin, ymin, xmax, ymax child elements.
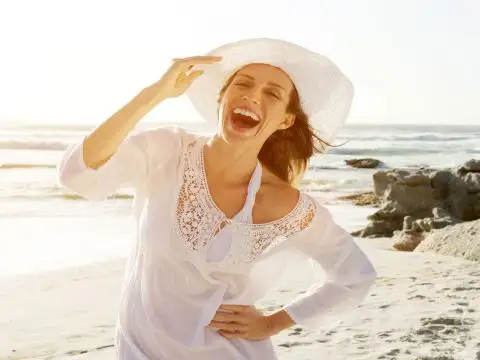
<box><xmin>236</xmin><ymin>74</ymin><xmax>287</xmax><ymax>93</ymax></box>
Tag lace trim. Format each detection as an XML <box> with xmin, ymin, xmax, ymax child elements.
<box><xmin>175</xmin><ymin>139</ymin><xmax>317</xmax><ymax>261</ymax></box>
<box><xmin>234</xmin><ymin>195</ymin><xmax>316</xmax><ymax>262</ymax></box>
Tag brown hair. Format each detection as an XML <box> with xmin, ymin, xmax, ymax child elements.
<box><xmin>218</xmin><ymin>72</ymin><xmax>332</xmax><ymax>185</ymax></box>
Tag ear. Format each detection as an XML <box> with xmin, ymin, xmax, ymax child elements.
<box><xmin>278</xmin><ymin>113</ymin><xmax>295</xmax><ymax>130</ymax></box>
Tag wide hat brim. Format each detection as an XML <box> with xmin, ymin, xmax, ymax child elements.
<box><xmin>186</xmin><ymin>38</ymin><xmax>354</xmax><ymax>143</ymax></box>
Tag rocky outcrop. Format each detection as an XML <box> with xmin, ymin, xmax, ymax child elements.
<box><xmin>345</xmin><ymin>158</ymin><xmax>383</xmax><ymax>169</ymax></box>
<box><xmin>353</xmin><ymin>159</ymin><xmax>480</xmax><ymax>239</ymax></box>
<box><xmin>414</xmin><ymin>219</ymin><xmax>480</xmax><ymax>262</ymax></box>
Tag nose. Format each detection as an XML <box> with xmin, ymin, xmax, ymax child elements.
<box><xmin>242</xmin><ymin>94</ymin><xmax>260</xmax><ymax>105</ymax></box>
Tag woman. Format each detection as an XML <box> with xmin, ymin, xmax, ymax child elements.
<box><xmin>58</xmin><ymin>38</ymin><xmax>377</xmax><ymax>360</ymax></box>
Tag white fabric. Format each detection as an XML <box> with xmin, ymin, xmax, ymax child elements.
<box><xmin>186</xmin><ymin>37</ymin><xmax>354</xmax><ymax>143</ymax></box>
<box><xmin>57</xmin><ymin>126</ymin><xmax>377</xmax><ymax>360</ymax></box>
<box><xmin>206</xmin><ymin>161</ymin><xmax>262</xmax><ymax>263</ymax></box>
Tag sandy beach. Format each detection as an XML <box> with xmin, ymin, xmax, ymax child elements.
<box><xmin>2</xmin><ymin>235</ymin><xmax>479</xmax><ymax>360</ymax></box>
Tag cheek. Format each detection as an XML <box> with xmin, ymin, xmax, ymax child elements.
<box><xmin>224</xmin><ymin>86</ymin><xmax>242</xmax><ymax>101</ymax></box>
<box><xmin>263</xmin><ymin>103</ymin><xmax>287</xmax><ymax>128</ymax></box>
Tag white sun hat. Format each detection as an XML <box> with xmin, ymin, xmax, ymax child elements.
<box><xmin>185</xmin><ymin>37</ymin><xmax>354</xmax><ymax>143</ymax></box>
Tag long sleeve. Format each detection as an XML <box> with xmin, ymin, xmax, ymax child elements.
<box><xmin>283</xmin><ymin>204</ymin><xmax>377</xmax><ymax>329</ymax></box>
<box><xmin>57</xmin><ymin>126</ymin><xmax>184</xmax><ymax>201</ymax></box>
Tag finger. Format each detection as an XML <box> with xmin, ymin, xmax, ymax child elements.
<box><xmin>184</xmin><ymin>70</ymin><xmax>204</xmax><ymax>84</ymax></box>
<box><xmin>209</xmin><ymin>320</ymin><xmax>248</xmax><ymax>332</ymax></box>
<box><xmin>218</xmin><ymin>330</ymin><xmax>246</xmax><ymax>339</ymax></box>
<box><xmin>212</xmin><ymin>312</ymin><xmax>246</xmax><ymax>324</ymax></box>
<box><xmin>173</xmin><ymin>55</ymin><xmax>222</xmax><ymax>63</ymax></box>
<box><xmin>173</xmin><ymin>56</ymin><xmax>222</xmax><ymax>69</ymax></box>
<box><xmin>220</xmin><ymin>304</ymin><xmax>251</xmax><ymax>313</ymax></box>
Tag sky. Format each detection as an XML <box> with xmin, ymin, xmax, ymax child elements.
<box><xmin>0</xmin><ymin>0</ymin><xmax>479</xmax><ymax>126</ymax></box>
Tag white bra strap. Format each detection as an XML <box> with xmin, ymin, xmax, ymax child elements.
<box><xmin>235</xmin><ymin>161</ymin><xmax>262</xmax><ymax>222</ymax></box>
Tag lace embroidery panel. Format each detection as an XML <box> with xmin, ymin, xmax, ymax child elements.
<box><xmin>175</xmin><ymin>139</ymin><xmax>318</xmax><ymax>262</ymax></box>
<box><xmin>175</xmin><ymin>141</ymin><xmax>224</xmax><ymax>251</ymax></box>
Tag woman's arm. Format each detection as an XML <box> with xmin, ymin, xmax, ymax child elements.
<box><xmin>57</xmin><ymin>56</ymin><xmax>221</xmax><ymax>200</ymax></box>
<box><xmin>276</xmin><ymin>204</ymin><xmax>377</xmax><ymax>330</ymax></box>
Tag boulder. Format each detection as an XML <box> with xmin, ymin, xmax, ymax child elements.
<box><xmin>345</xmin><ymin>158</ymin><xmax>383</xmax><ymax>169</ymax></box>
<box><xmin>457</xmin><ymin>159</ymin><xmax>480</xmax><ymax>174</ymax></box>
<box><xmin>393</xmin><ymin>231</ymin><xmax>425</xmax><ymax>251</ymax></box>
<box><xmin>414</xmin><ymin>219</ymin><xmax>480</xmax><ymax>262</ymax></box>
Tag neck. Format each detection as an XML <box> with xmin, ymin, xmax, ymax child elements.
<box><xmin>204</xmin><ymin>134</ymin><xmax>261</xmax><ymax>186</ymax></box>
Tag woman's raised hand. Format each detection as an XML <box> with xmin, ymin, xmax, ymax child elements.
<box><xmin>150</xmin><ymin>56</ymin><xmax>222</xmax><ymax>101</ymax></box>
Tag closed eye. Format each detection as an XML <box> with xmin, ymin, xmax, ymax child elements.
<box><xmin>266</xmin><ymin>90</ymin><xmax>281</xmax><ymax>100</ymax></box>
<box><xmin>234</xmin><ymin>81</ymin><xmax>251</xmax><ymax>88</ymax></box>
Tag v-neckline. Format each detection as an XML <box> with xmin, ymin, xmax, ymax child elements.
<box><xmin>199</xmin><ymin>140</ymin><xmax>262</xmax><ymax>223</ymax></box>
<box><xmin>196</xmin><ymin>138</ymin><xmax>304</xmax><ymax>227</ymax></box>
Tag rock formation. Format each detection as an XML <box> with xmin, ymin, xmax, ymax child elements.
<box><xmin>352</xmin><ymin>159</ymin><xmax>480</xmax><ymax>241</ymax></box>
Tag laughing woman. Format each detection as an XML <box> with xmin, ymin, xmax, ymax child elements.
<box><xmin>58</xmin><ymin>38</ymin><xmax>377</xmax><ymax>360</ymax></box>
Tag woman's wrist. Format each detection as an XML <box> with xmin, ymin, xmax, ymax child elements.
<box><xmin>265</xmin><ymin>310</ymin><xmax>296</xmax><ymax>335</ymax></box>
<box><xmin>139</xmin><ymin>84</ymin><xmax>168</xmax><ymax>108</ymax></box>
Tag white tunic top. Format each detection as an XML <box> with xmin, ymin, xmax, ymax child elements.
<box><xmin>57</xmin><ymin>126</ymin><xmax>377</xmax><ymax>360</ymax></box>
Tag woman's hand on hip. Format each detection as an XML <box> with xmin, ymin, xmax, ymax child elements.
<box><xmin>207</xmin><ymin>304</ymin><xmax>278</xmax><ymax>341</ymax></box>
<box><xmin>148</xmin><ymin>56</ymin><xmax>222</xmax><ymax>101</ymax></box>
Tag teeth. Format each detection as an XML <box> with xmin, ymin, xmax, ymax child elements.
<box><xmin>233</xmin><ymin>108</ymin><xmax>260</xmax><ymax>121</ymax></box>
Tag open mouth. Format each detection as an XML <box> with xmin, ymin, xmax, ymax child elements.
<box><xmin>229</xmin><ymin>107</ymin><xmax>261</xmax><ymax>130</ymax></box>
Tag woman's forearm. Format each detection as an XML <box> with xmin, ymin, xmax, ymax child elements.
<box><xmin>82</xmin><ymin>84</ymin><xmax>166</xmax><ymax>170</ymax></box>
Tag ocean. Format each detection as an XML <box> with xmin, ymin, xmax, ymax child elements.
<box><xmin>1</xmin><ymin>123</ymin><xmax>478</xmax><ymax>278</ymax></box>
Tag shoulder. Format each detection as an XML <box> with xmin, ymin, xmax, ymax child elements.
<box><xmin>298</xmin><ymin>192</ymin><xmax>354</xmax><ymax>250</ymax></box>
<box><xmin>128</xmin><ymin>126</ymin><xmax>203</xmax><ymax>172</ymax></box>
<box><xmin>256</xmin><ymin>177</ymin><xmax>300</xmax><ymax>223</ymax></box>
<box><xmin>262</xmin><ymin>186</ymin><xmax>335</xmax><ymax>238</ymax></box>
<box><xmin>258</xmin><ymin>170</ymin><xmax>326</xmax><ymax>226</ymax></box>
<box><xmin>299</xmin><ymin>192</ymin><xmax>336</xmax><ymax>231</ymax></box>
